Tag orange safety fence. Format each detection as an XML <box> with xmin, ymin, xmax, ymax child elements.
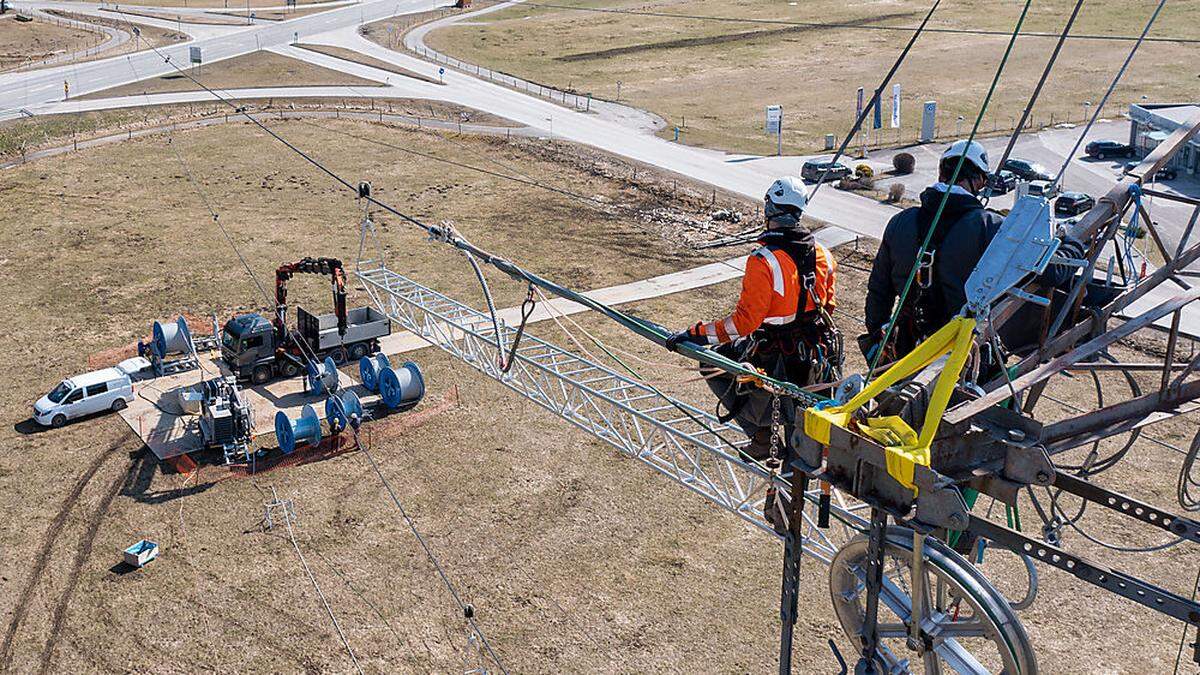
<box><xmin>223</xmin><ymin>386</ymin><xmax>460</xmax><ymax>479</ymax></box>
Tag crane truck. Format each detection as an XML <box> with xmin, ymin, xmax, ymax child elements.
<box><xmin>220</xmin><ymin>257</ymin><xmax>390</xmax><ymax>384</ymax></box>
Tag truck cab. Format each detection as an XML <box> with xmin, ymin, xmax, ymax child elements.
<box><xmin>221</xmin><ymin>313</ymin><xmax>284</xmax><ymax>384</ymax></box>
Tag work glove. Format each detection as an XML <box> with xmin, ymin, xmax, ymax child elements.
<box><xmin>857</xmin><ymin>327</ymin><xmax>886</xmax><ymax>361</ymax></box>
<box><xmin>665</xmin><ymin>323</ymin><xmax>702</xmax><ymax>352</ymax></box>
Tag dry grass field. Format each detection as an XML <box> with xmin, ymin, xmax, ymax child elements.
<box><xmin>0</xmin><ymin>114</ymin><xmax>1197</xmax><ymax>672</ymax></box>
<box><xmin>0</xmin><ymin>14</ymin><xmax>102</xmax><ymax>69</ymax></box>
<box><xmin>426</xmin><ymin>0</ymin><xmax>1200</xmax><ymax>155</ymax></box>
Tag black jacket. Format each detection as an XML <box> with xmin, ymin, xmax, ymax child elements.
<box><xmin>865</xmin><ymin>186</ymin><xmax>1004</xmax><ymax>334</ymax></box>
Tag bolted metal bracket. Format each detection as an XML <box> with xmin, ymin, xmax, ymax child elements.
<box><xmin>1002</xmin><ymin>437</ymin><xmax>1055</xmax><ymax>487</ymax></box>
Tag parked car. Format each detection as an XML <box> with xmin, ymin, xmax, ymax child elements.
<box><xmin>1002</xmin><ymin>158</ymin><xmax>1053</xmax><ymax>182</ymax></box>
<box><xmin>1027</xmin><ymin>179</ymin><xmax>1060</xmax><ymax>200</ymax></box>
<box><xmin>1055</xmin><ymin>191</ymin><xmax>1095</xmax><ymax>217</ymax></box>
<box><xmin>801</xmin><ymin>159</ymin><xmax>854</xmax><ymax>183</ymax></box>
<box><xmin>33</xmin><ymin>367</ymin><xmax>134</xmax><ymax>428</ymax></box>
<box><xmin>987</xmin><ymin>169</ymin><xmax>1017</xmax><ymax>195</ymax></box>
<box><xmin>1123</xmin><ymin>161</ymin><xmax>1178</xmax><ymax>181</ymax></box>
<box><xmin>1085</xmin><ymin>139</ymin><xmax>1135</xmax><ymax>159</ymax></box>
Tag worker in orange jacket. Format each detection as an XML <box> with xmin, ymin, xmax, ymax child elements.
<box><xmin>666</xmin><ymin>176</ymin><xmax>841</xmax><ymax>462</ymax></box>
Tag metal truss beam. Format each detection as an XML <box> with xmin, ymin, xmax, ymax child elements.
<box><xmin>355</xmin><ymin>262</ymin><xmax>868</xmax><ymax>561</ymax></box>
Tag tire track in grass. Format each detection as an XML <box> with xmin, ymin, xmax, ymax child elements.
<box><xmin>36</xmin><ymin>448</ymin><xmax>131</xmax><ymax>674</ymax></box>
<box><xmin>0</xmin><ymin>436</ymin><xmax>126</xmax><ymax>670</ymax></box>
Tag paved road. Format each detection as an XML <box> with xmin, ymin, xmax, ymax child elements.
<box><xmin>0</xmin><ymin>0</ymin><xmax>451</xmax><ymax>119</ymax></box>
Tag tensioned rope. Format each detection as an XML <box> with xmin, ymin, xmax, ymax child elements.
<box><xmin>1051</xmin><ymin>0</ymin><xmax>1168</xmax><ymax>190</ymax></box>
<box><xmin>867</xmin><ymin>0</ymin><xmax>1034</xmax><ymax>380</ymax></box>
<box><xmin>119</xmin><ymin>34</ymin><xmax>513</xmax><ymax>671</ymax></box>
<box><xmin>988</xmin><ymin>0</ymin><xmax>1086</xmax><ymax>195</ymax></box>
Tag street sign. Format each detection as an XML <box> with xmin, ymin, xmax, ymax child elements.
<box><xmin>891</xmin><ymin>84</ymin><xmax>901</xmax><ymax>129</ymax></box>
<box><xmin>872</xmin><ymin>91</ymin><xmax>882</xmax><ymax>130</ymax></box>
<box><xmin>765</xmin><ymin>105</ymin><xmax>782</xmax><ymax>134</ymax></box>
<box><xmin>920</xmin><ymin>100</ymin><xmax>937</xmax><ymax>142</ymax></box>
<box><xmin>189</xmin><ymin>46</ymin><xmax>202</xmax><ymax>65</ymax></box>
<box><xmin>765</xmin><ymin>105</ymin><xmax>783</xmax><ymax>156</ymax></box>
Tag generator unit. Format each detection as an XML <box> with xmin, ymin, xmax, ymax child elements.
<box><xmin>198</xmin><ymin>376</ymin><xmax>254</xmax><ymax>464</ymax></box>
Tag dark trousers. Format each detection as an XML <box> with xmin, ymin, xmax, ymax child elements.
<box><xmin>704</xmin><ymin>338</ymin><xmax>804</xmax><ymax>460</ymax></box>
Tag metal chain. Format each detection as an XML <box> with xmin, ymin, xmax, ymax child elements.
<box><xmin>769</xmin><ymin>393</ymin><xmax>782</xmax><ymax>463</ymax></box>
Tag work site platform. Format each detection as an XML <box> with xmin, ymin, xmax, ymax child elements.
<box><xmin>118</xmin><ymin>351</ymin><xmax>375</xmax><ymax>460</ymax></box>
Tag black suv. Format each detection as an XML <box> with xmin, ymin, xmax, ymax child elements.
<box><xmin>1055</xmin><ymin>192</ymin><xmax>1095</xmax><ymax>217</ymax></box>
<box><xmin>801</xmin><ymin>160</ymin><xmax>853</xmax><ymax>183</ymax></box>
<box><xmin>1085</xmin><ymin>140</ymin><xmax>1135</xmax><ymax>159</ymax></box>
<box><xmin>986</xmin><ymin>169</ymin><xmax>1017</xmax><ymax>195</ymax></box>
<box><xmin>1123</xmin><ymin>161</ymin><xmax>1178</xmax><ymax>181</ymax></box>
<box><xmin>1001</xmin><ymin>158</ymin><xmax>1052</xmax><ymax>182</ymax></box>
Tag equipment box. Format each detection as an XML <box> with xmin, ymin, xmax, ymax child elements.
<box><xmin>123</xmin><ymin>539</ymin><xmax>159</xmax><ymax>568</ymax></box>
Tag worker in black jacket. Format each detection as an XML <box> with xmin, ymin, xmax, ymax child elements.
<box><xmin>862</xmin><ymin>140</ymin><xmax>1003</xmax><ymax>362</ymax></box>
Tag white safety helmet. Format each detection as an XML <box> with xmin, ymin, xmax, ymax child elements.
<box><xmin>764</xmin><ymin>176</ymin><xmax>809</xmax><ymax>227</ymax></box>
<box><xmin>941</xmin><ymin>139</ymin><xmax>990</xmax><ymax>175</ymax></box>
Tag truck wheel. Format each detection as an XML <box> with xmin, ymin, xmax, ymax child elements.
<box><xmin>111</xmin><ymin>398</ymin><xmax>127</xmax><ymax>412</ymax></box>
<box><xmin>280</xmin><ymin>361</ymin><xmax>300</xmax><ymax>378</ymax></box>
<box><xmin>330</xmin><ymin>347</ymin><xmax>348</xmax><ymax>365</ymax></box>
<box><xmin>251</xmin><ymin>365</ymin><xmax>272</xmax><ymax>385</ymax></box>
<box><xmin>1097</xmin><ymin>151</ymin><xmax>1105</xmax><ymax>160</ymax></box>
<box><xmin>51</xmin><ymin>414</ymin><xmax>67</xmax><ymax>428</ymax></box>
<box><xmin>349</xmin><ymin>343</ymin><xmax>369</xmax><ymax>361</ymax></box>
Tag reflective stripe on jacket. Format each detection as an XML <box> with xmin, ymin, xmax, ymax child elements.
<box><xmin>693</xmin><ymin>243</ymin><xmax>836</xmax><ymax>345</ymax></box>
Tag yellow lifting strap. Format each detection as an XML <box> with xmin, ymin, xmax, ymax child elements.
<box><xmin>803</xmin><ymin>316</ymin><xmax>977</xmax><ymax>493</ymax></box>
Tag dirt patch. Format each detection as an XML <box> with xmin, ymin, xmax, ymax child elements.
<box><xmin>297</xmin><ymin>43</ymin><xmax>443</xmax><ymax>84</ymax></box>
<box><xmin>45</xmin><ymin>9</ymin><xmax>188</xmax><ymax>47</ymax></box>
<box><xmin>79</xmin><ymin>49</ymin><xmax>385</xmax><ymax>100</ymax></box>
<box><xmin>556</xmin><ymin>10</ymin><xmax>919</xmax><ymax>62</ymax></box>
<box><xmin>0</xmin><ymin>13</ymin><xmax>101</xmax><ymax>69</ymax></box>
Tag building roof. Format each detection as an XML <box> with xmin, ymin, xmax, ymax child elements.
<box><xmin>1151</xmin><ymin>104</ymin><xmax>1200</xmax><ymax>127</ymax></box>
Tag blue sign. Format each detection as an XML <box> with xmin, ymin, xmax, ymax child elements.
<box><xmin>439</xmin><ymin>67</ymin><xmax>445</xmax><ymax>75</ymax></box>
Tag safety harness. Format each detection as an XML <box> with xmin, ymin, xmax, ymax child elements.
<box><xmin>715</xmin><ymin>230</ymin><xmax>842</xmax><ymax>423</ymax></box>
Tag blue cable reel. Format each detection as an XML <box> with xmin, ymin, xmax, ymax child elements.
<box><xmin>325</xmin><ymin>390</ymin><xmax>364</xmax><ymax>434</ymax></box>
<box><xmin>378</xmin><ymin>361</ymin><xmax>425</xmax><ymax>410</ymax></box>
<box><xmin>152</xmin><ymin>315</ymin><xmax>194</xmax><ymax>360</ymax></box>
<box><xmin>306</xmin><ymin>356</ymin><xmax>340</xmax><ymax>396</ymax></box>
<box><xmin>275</xmin><ymin>403</ymin><xmax>322</xmax><ymax>454</ymax></box>
<box><xmin>358</xmin><ymin>353</ymin><xmax>391</xmax><ymax>393</ymax></box>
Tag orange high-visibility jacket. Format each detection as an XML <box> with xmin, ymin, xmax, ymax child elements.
<box><xmin>692</xmin><ymin>243</ymin><xmax>836</xmax><ymax>345</ymax></box>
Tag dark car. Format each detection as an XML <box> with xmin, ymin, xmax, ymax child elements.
<box><xmin>1085</xmin><ymin>139</ymin><xmax>1135</xmax><ymax>159</ymax></box>
<box><xmin>1123</xmin><ymin>161</ymin><xmax>1178</xmax><ymax>181</ymax></box>
<box><xmin>1055</xmin><ymin>191</ymin><xmax>1095</xmax><ymax>217</ymax></box>
<box><xmin>1002</xmin><ymin>158</ymin><xmax>1052</xmax><ymax>182</ymax></box>
<box><xmin>986</xmin><ymin>169</ymin><xmax>1017</xmax><ymax>195</ymax></box>
<box><xmin>801</xmin><ymin>160</ymin><xmax>853</xmax><ymax>183</ymax></box>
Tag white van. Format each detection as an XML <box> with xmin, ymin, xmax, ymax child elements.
<box><xmin>33</xmin><ymin>367</ymin><xmax>135</xmax><ymax>428</ymax></box>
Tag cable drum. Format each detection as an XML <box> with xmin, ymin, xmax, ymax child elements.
<box><xmin>307</xmin><ymin>356</ymin><xmax>340</xmax><ymax>396</ymax></box>
<box><xmin>276</xmin><ymin>404</ymin><xmax>322</xmax><ymax>454</ymax></box>
<box><xmin>379</xmin><ymin>361</ymin><xmax>425</xmax><ymax>411</ymax></box>
<box><xmin>359</xmin><ymin>353</ymin><xmax>391</xmax><ymax>393</ymax></box>
<box><xmin>152</xmin><ymin>316</ymin><xmax>194</xmax><ymax>360</ymax></box>
<box><xmin>326</xmin><ymin>390</ymin><xmax>364</xmax><ymax>434</ymax></box>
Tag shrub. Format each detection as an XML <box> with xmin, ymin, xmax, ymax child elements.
<box><xmin>893</xmin><ymin>152</ymin><xmax>916</xmax><ymax>175</ymax></box>
<box><xmin>855</xmin><ymin>163</ymin><xmax>874</xmax><ymax>180</ymax></box>
<box><xmin>887</xmin><ymin>183</ymin><xmax>906</xmax><ymax>203</ymax></box>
